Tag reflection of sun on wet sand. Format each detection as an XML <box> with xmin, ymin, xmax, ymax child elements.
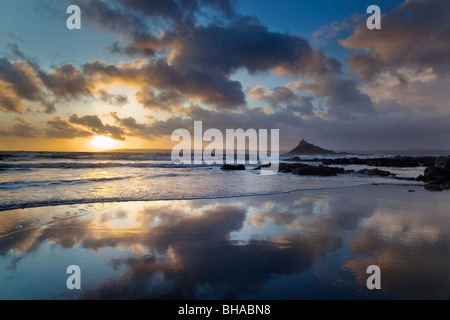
<box><xmin>0</xmin><ymin>185</ymin><xmax>449</xmax><ymax>300</ymax></box>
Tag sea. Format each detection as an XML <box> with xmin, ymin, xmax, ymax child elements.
<box><xmin>0</xmin><ymin>150</ymin><xmax>428</xmax><ymax>212</ymax></box>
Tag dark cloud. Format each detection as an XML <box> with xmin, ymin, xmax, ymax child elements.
<box><xmin>107</xmin><ymin>41</ymin><xmax>155</xmax><ymax>57</ymax></box>
<box><xmin>70</xmin><ymin>0</ymin><xmax>237</xmax><ymax>36</ymax></box>
<box><xmin>0</xmin><ymin>117</ymin><xmax>39</xmax><ymax>138</ymax></box>
<box><xmin>135</xmin><ymin>86</ymin><xmax>186</xmax><ymax>111</ymax></box>
<box><xmin>248</xmin><ymin>85</ymin><xmax>315</xmax><ymax>116</ymax></box>
<box><xmin>45</xmin><ymin>117</ymin><xmax>92</xmax><ymax>139</ymax></box>
<box><xmin>83</xmin><ymin>59</ymin><xmax>246</xmax><ymax>109</ymax></box>
<box><xmin>341</xmin><ymin>0</ymin><xmax>450</xmax><ymax>79</ymax></box>
<box><xmin>10</xmin><ymin>117</ymin><xmax>38</xmax><ymax>138</ymax></box>
<box><xmin>0</xmin><ymin>58</ymin><xmax>42</xmax><ymax>112</ymax></box>
<box><xmin>76</xmin><ymin>2</ymin><xmax>343</xmax><ymax>110</ymax></box>
<box><xmin>249</xmin><ymin>85</ymin><xmax>302</xmax><ymax>107</ymax></box>
<box><xmin>98</xmin><ymin>89</ymin><xmax>128</xmax><ymax>107</ymax></box>
<box><xmin>39</xmin><ymin>64</ymin><xmax>94</xmax><ymax>100</ymax></box>
<box><xmin>289</xmin><ymin>75</ymin><xmax>375</xmax><ymax>119</ymax></box>
<box><xmin>69</xmin><ymin>114</ymin><xmax>126</xmax><ymax>141</ymax></box>
<box><xmin>169</xmin><ymin>17</ymin><xmax>341</xmax><ymax>77</ymax></box>
<box><xmin>38</xmin><ymin>100</ymin><xmax>57</xmax><ymax>114</ymax></box>
<box><xmin>0</xmin><ymin>83</ymin><xmax>23</xmax><ymax>113</ymax></box>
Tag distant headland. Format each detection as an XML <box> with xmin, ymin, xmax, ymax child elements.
<box><xmin>287</xmin><ymin>139</ymin><xmax>347</xmax><ymax>155</ymax></box>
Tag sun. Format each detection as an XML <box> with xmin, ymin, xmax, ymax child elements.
<box><xmin>90</xmin><ymin>136</ymin><xmax>119</xmax><ymax>151</ymax></box>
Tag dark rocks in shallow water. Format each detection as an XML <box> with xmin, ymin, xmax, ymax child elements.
<box><xmin>357</xmin><ymin>169</ymin><xmax>393</xmax><ymax>177</ymax></box>
<box><xmin>322</xmin><ymin>157</ymin><xmax>368</xmax><ymax>166</ymax></box>
<box><xmin>265</xmin><ymin>162</ymin><xmax>345</xmax><ymax>176</ymax></box>
<box><xmin>221</xmin><ymin>164</ymin><xmax>246</xmax><ymax>171</ymax></box>
<box><xmin>418</xmin><ymin>156</ymin><xmax>450</xmax><ymax>191</ymax></box>
<box><xmin>292</xmin><ymin>165</ymin><xmax>345</xmax><ymax>176</ymax></box>
<box><xmin>424</xmin><ymin>166</ymin><xmax>449</xmax><ymax>182</ymax></box>
<box><xmin>321</xmin><ymin>156</ymin><xmax>436</xmax><ymax>167</ymax></box>
<box><xmin>253</xmin><ymin>163</ymin><xmax>272</xmax><ymax>170</ymax></box>
<box><xmin>416</xmin><ymin>175</ymin><xmax>425</xmax><ymax>182</ymax></box>
<box><xmin>435</xmin><ymin>156</ymin><xmax>450</xmax><ymax>170</ymax></box>
<box><xmin>424</xmin><ymin>182</ymin><xmax>446</xmax><ymax>191</ymax></box>
<box><xmin>369</xmin><ymin>157</ymin><xmax>420</xmax><ymax>167</ymax></box>
<box><xmin>278</xmin><ymin>162</ymin><xmax>311</xmax><ymax>173</ymax></box>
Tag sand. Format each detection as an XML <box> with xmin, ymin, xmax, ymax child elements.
<box><xmin>0</xmin><ymin>184</ymin><xmax>449</xmax><ymax>300</ymax></box>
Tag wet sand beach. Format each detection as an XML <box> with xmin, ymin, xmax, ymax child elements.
<box><xmin>0</xmin><ymin>184</ymin><xmax>449</xmax><ymax>300</ymax></box>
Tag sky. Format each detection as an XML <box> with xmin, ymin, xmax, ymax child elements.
<box><xmin>0</xmin><ymin>0</ymin><xmax>449</xmax><ymax>152</ymax></box>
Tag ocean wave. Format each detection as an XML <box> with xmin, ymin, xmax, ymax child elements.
<box><xmin>0</xmin><ymin>152</ymin><xmax>173</xmax><ymax>162</ymax></box>
<box><xmin>0</xmin><ymin>181</ymin><xmax>422</xmax><ymax>212</ymax></box>
<box><xmin>0</xmin><ymin>162</ymin><xmax>215</xmax><ymax>170</ymax></box>
<box><xmin>0</xmin><ymin>176</ymin><xmax>136</xmax><ymax>190</ymax></box>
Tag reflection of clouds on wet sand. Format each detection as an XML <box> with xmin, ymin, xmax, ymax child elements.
<box><xmin>345</xmin><ymin>196</ymin><xmax>450</xmax><ymax>299</ymax></box>
<box><xmin>0</xmin><ymin>186</ymin><xmax>449</xmax><ymax>299</ymax></box>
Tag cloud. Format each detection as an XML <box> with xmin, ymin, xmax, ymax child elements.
<box><xmin>135</xmin><ymin>86</ymin><xmax>185</xmax><ymax>111</ymax></box>
<box><xmin>288</xmin><ymin>75</ymin><xmax>375</xmax><ymax>119</ymax></box>
<box><xmin>38</xmin><ymin>100</ymin><xmax>57</xmax><ymax>114</ymax></box>
<box><xmin>70</xmin><ymin>0</ymin><xmax>238</xmax><ymax>36</ymax></box>
<box><xmin>45</xmin><ymin>117</ymin><xmax>92</xmax><ymax>139</ymax></box>
<box><xmin>39</xmin><ymin>64</ymin><xmax>94</xmax><ymax>100</ymax></box>
<box><xmin>10</xmin><ymin>117</ymin><xmax>38</xmax><ymax>138</ymax></box>
<box><xmin>312</xmin><ymin>15</ymin><xmax>363</xmax><ymax>45</ymax></box>
<box><xmin>249</xmin><ymin>85</ymin><xmax>302</xmax><ymax>107</ymax></box>
<box><xmin>0</xmin><ymin>117</ymin><xmax>39</xmax><ymax>138</ymax></box>
<box><xmin>75</xmin><ymin>1</ymin><xmax>343</xmax><ymax>110</ymax></box>
<box><xmin>249</xmin><ymin>85</ymin><xmax>315</xmax><ymax>116</ymax></box>
<box><xmin>98</xmin><ymin>89</ymin><xmax>128</xmax><ymax>107</ymax></box>
<box><xmin>0</xmin><ymin>58</ymin><xmax>43</xmax><ymax>112</ymax></box>
<box><xmin>83</xmin><ymin>58</ymin><xmax>246</xmax><ymax>109</ymax></box>
<box><xmin>0</xmin><ymin>82</ymin><xmax>23</xmax><ymax>113</ymax></box>
<box><xmin>69</xmin><ymin>114</ymin><xmax>126</xmax><ymax>141</ymax></box>
<box><xmin>341</xmin><ymin>0</ymin><xmax>450</xmax><ymax>79</ymax></box>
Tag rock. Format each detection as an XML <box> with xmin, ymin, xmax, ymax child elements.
<box><xmin>286</xmin><ymin>157</ymin><xmax>302</xmax><ymax>162</ymax></box>
<box><xmin>253</xmin><ymin>163</ymin><xmax>272</xmax><ymax>170</ymax></box>
<box><xmin>435</xmin><ymin>156</ymin><xmax>450</xmax><ymax>170</ymax></box>
<box><xmin>221</xmin><ymin>164</ymin><xmax>246</xmax><ymax>171</ymax></box>
<box><xmin>368</xmin><ymin>157</ymin><xmax>420</xmax><ymax>167</ymax></box>
<box><xmin>288</xmin><ymin>139</ymin><xmax>336</xmax><ymax>155</ymax></box>
<box><xmin>322</xmin><ymin>157</ymin><xmax>368</xmax><ymax>166</ymax></box>
<box><xmin>423</xmin><ymin>166</ymin><xmax>448</xmax><ymax>182</ymax></box>
<box><xmin>345</xmin><ymin>169</ymin><xmax>355</xmax><ymax>174</ymax></box>
<box><xmin>357</xmin><ymin>169</ymin><xmax>393</xmax><ymax>177</ymax></box>
<box><xmin>292</xmin><ymin>165</ymin><xmax>345</xmax><ymax>176</ymax></box>
<box><xmin>419</xmin><ymin>158</ymin><xmax>450</xmax><ymax>191</ymax></box>
<box><xmin>407</xmin><ymin>190</ymin><xmax>416</xmax><ymax>193</ymax></box>
<box><xmin>416</xmin><ymin>175</ymin><xmax>425</xmax><ymax>182</ymax></box>
<box><xmin>321</xmin><ymin>156</ymin><xmax>436</xmax><ymax>167</ymax></box>
<box><xmin>277</xmin><ymin>162</ymin><xmax>311</xmax><ymax>173</ymax></box>
<box><xmin>424</xmin><ymin>182</ymin><xmax>444</xmax><ymax>191</ymax></box>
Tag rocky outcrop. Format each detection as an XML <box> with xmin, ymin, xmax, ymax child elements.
<box><xmin>322</xmin><ymin>156</ymin><xmax>436</xmax><ymax>167</ymax></box>
<box><xmin>357</xmin><ymin>169</ymin><xmax>394</xmax><ymax>177</ymax></box>
<box><xmin>417</xmin><ymin>156</ymin><xmax>450</xmax><ymax>191</ymax></box>
<box><xmin>221</xmin><ymin>164</ymin><xmax>246</xmax><ymax>171</ymax></box>
<box><xmin>288</xmin><ymin>139</ymin><xmax>336</xmax><ymax>155</ymax></box>
<box><xmin>292</xmin><ymin>166</ymin><xmax>345</xmax><ymax>176</ymax></box>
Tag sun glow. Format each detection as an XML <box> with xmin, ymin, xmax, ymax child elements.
<box><xmin>90</xmin><ymin>136</ymin><xmax>119</xmax><ymax>151</ymax></box>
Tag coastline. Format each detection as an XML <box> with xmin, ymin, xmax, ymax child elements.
<box><xmin>1</xmin><ymin>184</ymin><xmax>449</xmax><ymax>300</ymax></box>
